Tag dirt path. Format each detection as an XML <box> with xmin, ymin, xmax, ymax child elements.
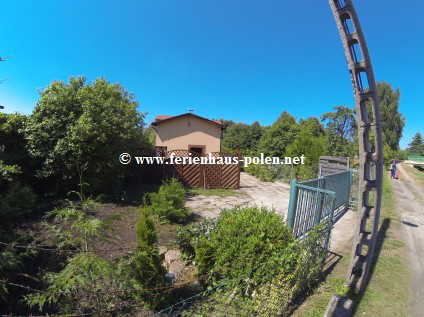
<box><xmin>392</xmin><ymin>163</ymin><xmax>424</xmax><ymax>316</ymax></box>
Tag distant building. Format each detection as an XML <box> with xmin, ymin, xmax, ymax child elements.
<box><xmin>151</xmin><ymin>113</ymin><xmax>225</xmax><ymax>155</ymax></box>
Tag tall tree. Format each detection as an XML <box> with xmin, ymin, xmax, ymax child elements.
<box><xmin>25</xmin><ymin>76</ymin><xmax>147</xmax><ymax>195</ymax></box>
<box><xmin>221</xmin><ymin>121</ymin><xmax>263</xmax><ymax>153</ymax></box>
<box><xmin>321</xmin><ymin>105</ymin><xmax>356</xmax><ymax>157</ymax></box>
<box><xmin>377</xmin><ymin>81</ymin><xmax>405</xmax><ymax>151</ymax></box>
<box><xmin>407</xmin><ymin>132</ymin><xmax>424</xmax><ymax>156</ymax></box>
<box><xmin>258</xmin><ymin>111</ymin><xmax>298</xmax><ymax>157</ymax></box>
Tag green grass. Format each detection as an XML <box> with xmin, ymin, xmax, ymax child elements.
<box><xmin>292</xmin><ymin>174</ymin><xmax>411</xmax><ymax>316</ymax></box>
<box><xmin>188</xmin><ymin>188</ymin><xmax>239</xmax><ymax>198</ymax></box>
<box><xmin>403</xmin><ymin>163</ymin><xmax>424</xmax><ymax>188</ymax></box>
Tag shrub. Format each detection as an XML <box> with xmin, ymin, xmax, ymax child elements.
<box><xmin>176</xmin><ymin>218</ymin><xmax>217</xmax><ymax>262</ymax></box>
<box><xmin>244</xmin><ymin>164</ymin><xmax>276</xmax><ymax>182</ymax></box>
<box><xmin>251</xmin><ymin>225</ymin><xmax>328</xmax><ymax>316</ymax></box>
<box><xmin>194</xmin><ymin>207</ymin><xmax>294</xmax><ymax>290</ymax></box>
<box><xmin>0</xmin><ymin>183</ymin><xmax>36</xmax><ymax>219</ymax></box>
<box><xmin>187</xmin><ymin>218</ymin><xmax>328</xmax><ymax>317</ymax></box>
<box><xmin>148</xmin><ymin>178</ymin><xmax>190</xmax><ymax>223</ymax></box>
<box><xmin>137</xmin><ymin>207</ymin><xmax>157</xmax><ymax>247</ymax></box>
<box><xmin>119</xmin><ymin>207</ymin><xmax>167</xmax><ymax>307</ymax></box>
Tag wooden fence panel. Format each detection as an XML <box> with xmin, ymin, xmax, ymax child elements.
<box><xmin>131</xmin><ymin>149</ymin><xmax>240</xmax><ymax>189</ymax></box>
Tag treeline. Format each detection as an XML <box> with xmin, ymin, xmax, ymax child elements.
<box><xmin>219</xmin><ymin>81</ymin><xmax>406</xmax><ymax>178</ymax></box>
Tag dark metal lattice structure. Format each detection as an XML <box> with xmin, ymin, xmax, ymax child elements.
<box><xmin>328</xmin><ymin>0</ymin><xmax>383</xmax><ymax>293</ymax></box>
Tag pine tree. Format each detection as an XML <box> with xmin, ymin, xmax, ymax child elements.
<box><xmin>407</xmin><ymin>132</ymin><xmax>424</xmax><ymax>156</ymax></box>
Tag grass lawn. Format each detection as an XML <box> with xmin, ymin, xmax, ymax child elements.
<box><xmin>292</xmin><ymin>173</ymin><xmax>411</xmax><ymax>316</ymax></box>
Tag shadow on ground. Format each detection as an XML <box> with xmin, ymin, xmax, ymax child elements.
<box><xmin>347</xmin><ymin>217</ymin><xmax>391</xmax><ymax>313</ymax></box>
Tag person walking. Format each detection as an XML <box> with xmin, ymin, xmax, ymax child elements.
<box><xmin>390</xmin><ymin>161</ymin><xmax>397</xmax><ymax>179</ymax></box>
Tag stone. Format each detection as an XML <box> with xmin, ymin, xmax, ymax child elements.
<box><xmin>158</xmin><ymin>246</ymin><xmax>167</xmax><ymax>260</ymax></box>
<box><xmin>168</xmin><ymin>260</ymin><xmax>187</xmax><ymax>276</ymax></box>
<box><xmin>164</xmin><ymin>250</ymin><xmax>181</xmax><ymax>266</ymax></box>
<box><xmin>324</xmin><ymin>294</ymin><xmax>354</xmax><ymax>317</ymax></box>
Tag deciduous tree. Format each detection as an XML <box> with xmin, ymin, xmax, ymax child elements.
<box><xmin>321</xmin><ymin>105</ymin><xmax>356</xmax><ymax>157</ymax></box>
<box><xmin>377</xmin><ymin>81</ymin><xmax>405</xmax><ymax>151</ymax></box>
<box><xmin>257</xmin><ymin>111</ymin><xmax>298</xmax><ymax>157</ymax></box>
<box><xmin>25</xmin><ymin>76</ymin><xmax>147</xmax><ymax>195</ymax></box>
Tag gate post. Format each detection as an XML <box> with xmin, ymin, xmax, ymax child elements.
<box><xmin>286</xmin><ymin>179</ymin><xmax>298</xmax><ymax>230</ymax></box>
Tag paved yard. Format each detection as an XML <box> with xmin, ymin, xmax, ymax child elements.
<box><xmin>186</xmin><ymin>172</ymin><xmax>291</xmax><ymax>219</ymax></box>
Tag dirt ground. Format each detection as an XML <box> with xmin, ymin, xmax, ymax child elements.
<box><xmin>391</xmin><ymin>163</ymin><xmax>424</xmax><ymax>316</ymax></box>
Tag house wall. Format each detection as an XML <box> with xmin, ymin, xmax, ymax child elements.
<box><xmin>155</xmin><ymin>116</ymin><xmax>222</xmax><ymax>153</ymax></box>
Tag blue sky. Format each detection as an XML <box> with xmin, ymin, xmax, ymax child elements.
<box><xmin>1</xmin><ymin>0</ymin><xmax>422</xmax><ymax>149</ymax></box>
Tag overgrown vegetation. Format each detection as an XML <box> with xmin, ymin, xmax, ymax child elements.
<box><xmin>177</xmin><ymin>207</ymin><xmax>329</xmax><ymax>316</ymax></box>
<box><xmin>147</xmin><ymin>178</ymin><xmax>191</xmax><ymax>224</ymax></box>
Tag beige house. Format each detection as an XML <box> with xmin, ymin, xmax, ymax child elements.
<box><xmin>151</xmin><ymin>113</ymin><xmax>225</xmax><ymax>155</ymax></box>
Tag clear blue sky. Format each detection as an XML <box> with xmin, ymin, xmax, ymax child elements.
<box><xmin>1</xmin><ymin>0</ymin><xmax>422</xmax><ymax>149</ymax></box>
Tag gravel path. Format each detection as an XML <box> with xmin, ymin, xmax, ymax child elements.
<box><xmin>392</xmin><ymin>163</ymin><xmax>424</xmax><ymax>317</ymax></box>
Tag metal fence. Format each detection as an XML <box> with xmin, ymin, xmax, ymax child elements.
<box><xmin>407</xmin><ymin>155</ymin><xmax>424</xmax><ymax>163</ymax></box>
<box><xmin>286</xmin><ymin>170</ymin><xmax>352</xmax><ymax>240</ymax></box>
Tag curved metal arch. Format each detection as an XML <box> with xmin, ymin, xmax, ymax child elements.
<box><xmin>327</xmin><ymin>0</ymin><xmax>383</xmax><ymax>293</ymax></box>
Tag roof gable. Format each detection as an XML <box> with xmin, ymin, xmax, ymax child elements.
<box><xmin>152</xmin><ymin>113</ymin><xmax>225</xmax><ymax>129</ymax></box>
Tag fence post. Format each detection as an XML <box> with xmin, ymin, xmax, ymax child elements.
<box><xmin>314</xmin><ymin>191</ymin><xmax>324</xmax><ymax>225</ymax></box>
<box><xmin>286</xmin><ymin>179</ymin><xmax>298</xmax><ymax>230</ymax></box>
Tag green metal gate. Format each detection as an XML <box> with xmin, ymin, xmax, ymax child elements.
<box><xmin>286</xmin><ymin>170</ymin><xmax>352</xmax><ymax>240</ymax></box>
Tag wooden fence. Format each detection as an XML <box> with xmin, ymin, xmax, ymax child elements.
<box><xmin>130</xmin><ymin>149</ymin><xmax>241</xmax><ymax>189</ymax></box>
<box><xmin>319</xmin><ymin>156</ymin><xmax>349</xmax><ymax>176</ymax></box>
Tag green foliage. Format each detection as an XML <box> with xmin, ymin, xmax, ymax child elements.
<box><xmin>148</xmin><ymin>178</ymin><xmax>190</xmax><ymax>223</ymax></box>
<box><xmin>176</xmin><ymin>218</ymin><xmax>217</xmax><ymax>262</ymax></box>
<box><xmin>183</xmin><ymin>207</ymin><xmax>329</xmax><ymax>316</ymax></box>
<box><xmin>24</xmin><ymin>76</ymin><xmax>148</xmax><ymax>195</ymax></box>
<box><xmin>287</xmin><ymin>121</ymin><xmax>326</xmax><ymax>180</ymax></box>
<box><xmin>244</xmin><ymin>164</ymin><xmax>276</xmax><ymax>182</ymax></box>
<box><xmin>258</xmin><ymin>111</ymin><xmax>299</xmax><ymax>157</ymax></box>
<box><xmin>0</xmin><ymin>183</ymin><xmax>36</xmax><ymax>219</ymax></box>
<box><xmin>251</xmin><ymin>225</ymin><xmax>328</xmax><ymax>316</ymax></box>
<box><xmin>137</xmin><ymin>207</ymin><xmax>157</xmax><ymax>247</ymax></box>
<box><xmin>25</xmin><ymin>253</ymin><xmax>121</xmax><ymax>313</ymax></box>
<box><xmin>0</xmin><ymin>160</ymin><xmax>21</xmax><ymax>189</ymax></box>
<box><xmin>221</xmin><ymin>121</ymin><xmax>263</xmax><ymax>153</ymax></box>
<box><xmin>194</xmin><ymin>207</ymin><xmax>293</xmax><ymax>289</ymax></box>
<box><xmin>44</xmin><ymin>194</ymin><xmax>119</xmax><ymax>252</ymax></box>
<box><xmin>0</xmin><ymin>112</ymin><xmax>29</xmax><ymax>168</ymax></box>
<box><xmin>0</xmin><ymin>245</ymin><xmax>36</xmax><ymax>302</ymax></box>
<box><xmin>25</xmin><ymin>194</ymin><xmax>167</xmax><ymax>314</ymax></box>
<box><xmin>407</xmin><ymin>132</ymin><xmax>424</xmax><ymax>156</ymax></box>
<box><xmin>321</xmin><ymin>105</ymin><xmax>356</xmax><ymax>157</ymax></box>
<box><xmin>383</xmin><ymin>143</ymin><xmax>397</xmax><ymax>168</ymax></box>
<box><xmin>118</xmin><ymin>208</ymin><xmax>167</xmax><ymax>307</ymax></box>
<box><xmin>377</xmin><ymin>81</ymin><xmax>405</xmax><ymax>151</ymax></box>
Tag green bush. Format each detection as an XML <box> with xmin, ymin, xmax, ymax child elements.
<box><xmin>251</xmin><ymin>225</ymin><xmax>328</xmax><ymax>316</ymax></box>
<box><xmin>184</xmin><ymin>207</ymin><xmax>329</xmax><ymax>316</ymax></box>
<box><xmin>244</xmin><ymin>164</ymin><xmax>276</xmax><ymax>182</ymax></box>
<box><xmin>0</xmin><ymin>183</ymin><xmax>36</xmax><ymax>219</ymax></box>
<box><xmin>137</xmin><ymin>207</ymin><xmax>157</xmax><ymax>247</ymax></box>
<box><xmin>119</xmin><ymin>207</ymin><xmax>167</xmax><ymax>307</ymax></box>
<box><xmin>194</xmin><ymin>207</ymin><xmax>293</xmax><ymax>289</ymax></box>
<box><xmin>176</xmin><ymin>218</ymin><xmax>216</xmax><ymax>262</ymax></box>
<box><xmin>148</xmin><ymin>178</ymin><xmax>190</xmax><ymax>223</ymax></box>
